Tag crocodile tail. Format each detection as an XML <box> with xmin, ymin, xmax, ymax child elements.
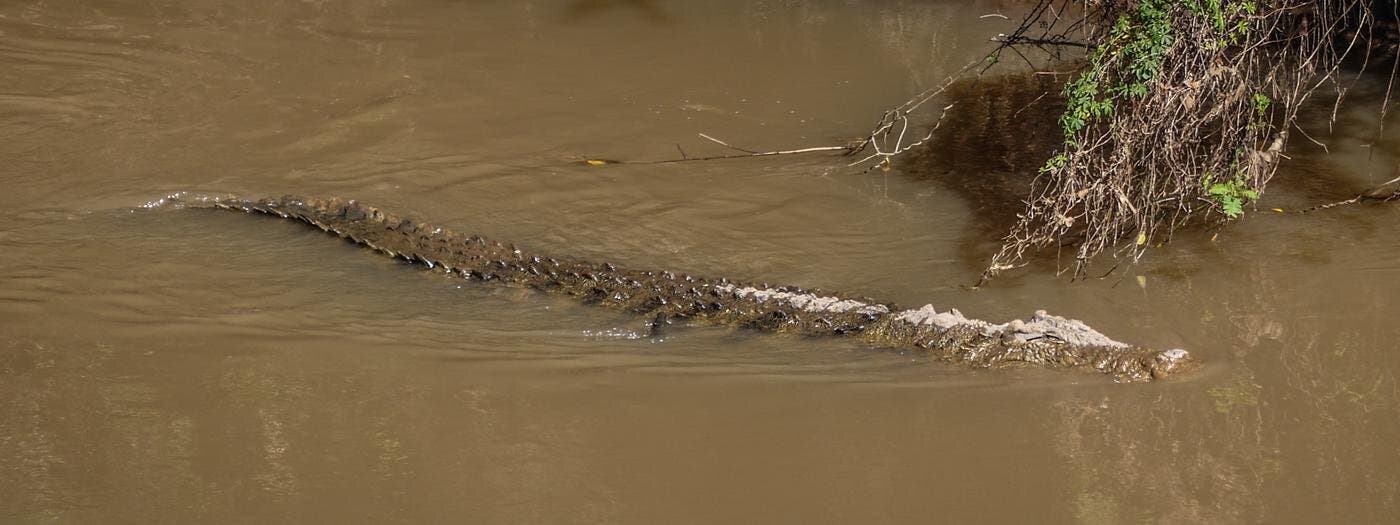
<box><xmin>183</xmin><ymin>195</ymin><xmax>465</xmax><ymax>267</ymax></box>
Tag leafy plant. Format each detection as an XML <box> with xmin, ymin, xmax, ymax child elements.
<box><xmin>1251</xmin><ymin>92</ymin><xmax>1270</xmax><ymax>116</ymax></box>
<box><xmin>1183</xmin><ymin>0</ymin><xmax>1256</xmax><ymax>43</ymax></box>
<box><xmin>1203</xmin><ymin>172</ymin><xmax>1259</xmax><ymax>218</ymax></box>
<box><xmin>1054</xmin><ymin>0</ymin><xmax>1174</xmax><ymax>147</ymax></box>
<box><xmin>1045</xmin><ymin>0</ymin><xmax>1266</xmax><ymax>217</ymax></box>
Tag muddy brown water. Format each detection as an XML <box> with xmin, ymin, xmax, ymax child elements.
<box><xmin>2</xmin><ymin>1</ymin><xmax>1399</xmax><ymax>523</ymax></box>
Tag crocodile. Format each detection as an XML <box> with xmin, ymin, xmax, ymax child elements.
<box><xmin>159</xmin><ymin>194</ymin><xmax>1195</xmax><ymax>382</ymax></box>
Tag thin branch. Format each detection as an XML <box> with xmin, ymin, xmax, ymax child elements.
<box><xmin>991</xmin><ymin>34</ymin><xmax>1089</xmax><ymax>48</ymax></box>
<box><xmin>640</xmin><ymin>144</ymin><xmax>857</xmax><ymax>165</ymax></box>
<box><xmin>697</xmin><ymin>132</ymin><xmax>759</xmax><ymax>154</ymax></box>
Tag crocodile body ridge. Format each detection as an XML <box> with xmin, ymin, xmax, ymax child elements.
<box><xmin>165</xmin><ymin>194</ymin><xmax>1195</xmax><ymax>382</ymax></box>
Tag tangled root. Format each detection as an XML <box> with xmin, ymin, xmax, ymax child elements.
<box><xmin>970</xmin><ymin>0</ymin><xmax>1390</xmax><ymax>282</ymax></box>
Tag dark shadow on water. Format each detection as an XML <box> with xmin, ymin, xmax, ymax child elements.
<box><xmin>902</xmin><ymin>72</ymin><xmax>1067</xmax><ymax>277</ymax></box>
<box><xmin>900</xmin><ymin>65</ymin><xmax>1400</xmax><ymax>281</ymax></box>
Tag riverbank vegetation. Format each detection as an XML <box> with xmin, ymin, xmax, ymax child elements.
<box><xmin>856</xmin><ymin>0</ymin><xmax>1396</xmax><ymax>283</ymax></box>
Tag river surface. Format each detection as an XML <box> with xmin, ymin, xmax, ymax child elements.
<box><xmin>2</xmin><ymin>1</ymin><xmax>1399</xmax><ymax>523</ymax></box>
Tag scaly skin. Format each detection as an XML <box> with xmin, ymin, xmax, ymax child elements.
<box><xmin>167</xmin><ymin>194</ymin><xmax>1196</xmax><ymax>382</ymax></box>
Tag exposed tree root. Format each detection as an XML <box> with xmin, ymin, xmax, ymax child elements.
<box><xmin>979</xmin><ymin>0</ymin><xmax>1390</xmax><ymax>282</ymax></box>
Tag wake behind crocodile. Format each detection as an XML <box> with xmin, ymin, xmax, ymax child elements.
<box><xmin>152</xmin><ymin>193</ymin><xmax>1195</xmax><ymax>382</ymax></box>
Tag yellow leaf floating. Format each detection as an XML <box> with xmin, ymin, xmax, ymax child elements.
<box><xmin>584</xmin><ymin>159</ymin><xmax>610</xmax><ymax>166</ymax></box>
<box><xmin>1136</xmin><ymin>232</ymin><xmax>1147</xmax><ymax>246</ymax></box>
<box><xmin>1271</xmin><ymin>208</ymin><xmax>1285</xmax><ymax>213</ymax></box>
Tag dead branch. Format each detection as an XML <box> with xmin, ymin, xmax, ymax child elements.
<box><xmin>977</xmin><ymin>0</ymin><xmax>1384</xmax><ymax>283</ymax></box>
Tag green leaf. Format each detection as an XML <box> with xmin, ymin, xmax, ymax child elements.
<box><xmin>1222</xmin><ymin>198</ymin><xmax>1244</xmax><ymax>218</ymax></box>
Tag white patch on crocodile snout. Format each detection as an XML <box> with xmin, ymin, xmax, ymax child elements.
<box><xmin>1156</xmin><ymin>348</ymin><xmax>1191</xmax><ymax>365</ymax></box>
<box><xmin>714</xmin><ymin>284</ymin><xmax>890</xmax><ymax>316</ymax></box>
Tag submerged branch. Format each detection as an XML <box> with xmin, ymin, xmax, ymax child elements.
<box><xmin>581</xmin><ymin>133</ymin><xmax>857</xmax><ymax>166</ymax></box>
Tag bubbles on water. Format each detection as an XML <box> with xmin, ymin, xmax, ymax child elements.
<box><xmin>581</xmin><ymin>327</ymin><xmax>644</xmax><ymax>340</ymax></box>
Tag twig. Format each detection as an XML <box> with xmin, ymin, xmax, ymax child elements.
<box><xmin>642</xmin><ymin>145</ymin><xmax>855</xmax><ymax>164</ymax></box>
<box><xmin>991</xmin><ymin>34</ymin><xmax>1089</xmax><ymax>48</ymax></box>
<box><xmin>1297</xmin><ymin>171</ymin><xmax>1400</xmax><ymax>213</ymax></box>
<box><xmin>698</xmin><ymin>132</ymin><xmax>759</xmax><ymax>154</ymax></box>
<box><xmin>848</xmin><ymin>103</ymin><xmax>955</xmax><ymax>168</ymax></box>
<box><xmin>1291</xmin><ymin>120</ymin><xmax>1331</xmax><ymax>153</ymax></box>
<box><xmin>582</xmin><ymin>133</ymin><xmax>855</xmax><ymax>166</ymax></box>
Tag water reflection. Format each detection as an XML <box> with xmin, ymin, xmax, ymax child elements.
<box><xmin>1047</xmin><ymin>194</ymin><xmax>1400</xmax><ymax>522</ymax></box>
<box><xmin>2</xmin><ymin>0</ymin><xmax>1399</xmax><ymax>522</ymax></box>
